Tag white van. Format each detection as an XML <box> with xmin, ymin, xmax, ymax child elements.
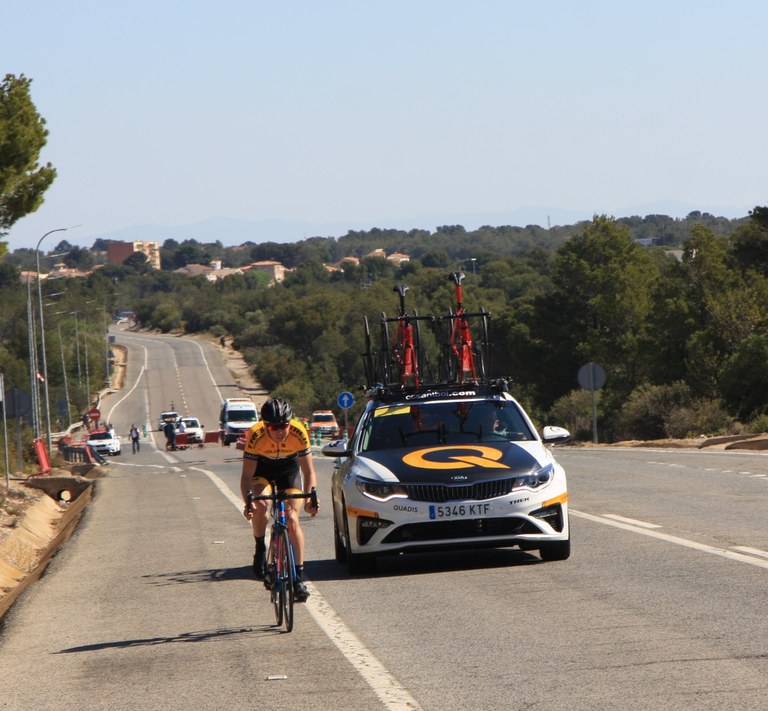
<box><xmin>219</xmin><ymin>398</ymin><xmax>259</xmax><ymax>445</ymax></box>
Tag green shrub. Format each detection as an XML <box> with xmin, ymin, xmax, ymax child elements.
<box><xmin>663</xmin><ymin>399</ymin><xmax>735</xmax><ymax>438</ymax></box>
<box><xmin>548</xmin><ymin>390</ymin><xmax>595</xmax><ymax>441</ymax></box>
<box><xmin>616</xmin><ymin>382</ymin><xmax>692</xmax><ymax>440</ymax></box>
<box><xmin>745</xmin><ymin>413</ymin><xmax>768</xmax><ymax>434</ymax></box>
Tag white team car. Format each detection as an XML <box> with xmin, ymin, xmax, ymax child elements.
<box><xmin>180</xmin><ymin>416</ymin><xmax>204</xmax><ymax>444</ymax></box>
<box><xmin>323</xmin><ymin>381</ymin><xmax>570</xmax><ymax>572</ymax></box>
<box><xmin>86</xmin><ymin>429</ymin><xmax>122</xmax><ymax>456</ymax></box>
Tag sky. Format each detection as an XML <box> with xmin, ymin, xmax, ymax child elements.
<box><xmin>3</xmin><ymin>0</ymin><xmax>767</xmax><ymax>252</ymax></box>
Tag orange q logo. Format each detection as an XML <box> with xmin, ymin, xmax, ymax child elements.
<box><xmin>402</xmin><ymin>446</ymin><xmax>508</xmax><ymax>470</ymax></box>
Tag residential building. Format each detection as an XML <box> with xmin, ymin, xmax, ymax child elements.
<box><xmin>107</xmin><ymin>241</ymin><xmax>162</xmax><ymax>269</ymax></box>
<box><xmin>244</xmin><ymin>260</ymin><xmax>287</xmax><ymax>284</ymax></box>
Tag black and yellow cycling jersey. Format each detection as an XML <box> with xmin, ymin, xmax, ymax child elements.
<box><xmin>243</xmin><ymin>420</ymin><xmax>311</xmax><ymax>484</ymax></box>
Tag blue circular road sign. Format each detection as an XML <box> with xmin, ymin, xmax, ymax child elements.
<box><xmin>337</xmin><ymin>391</ymin><xmax>355</xmax><ymax>410</ymax></box>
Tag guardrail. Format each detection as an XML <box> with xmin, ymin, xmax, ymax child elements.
<box><xmin>56</xmin><ymin>437</ymin><xmax>106</xmax><ymax>465</ymax></box>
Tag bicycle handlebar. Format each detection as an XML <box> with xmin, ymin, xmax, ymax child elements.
<box><xmin>249</xmin><ymin>488</ymin><xmax>318</xmax><ymax>508</ymax></box>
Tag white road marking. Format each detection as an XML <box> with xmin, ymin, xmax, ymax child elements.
<box><xmin>116</xmin><ymin>332</ymin><xmax>226</xmax><ymax>456</ymax></box>
<box><xmin>118</xmin><ymin>331</ymin><xmax>225</xmax><ymax>402</ymax></box>
<box><xmin>191</xmin><ymin>466</ymin><xmax>423</xmax><ymax>711</ymax></box>
<box><xmin>732</xmin><ymin>546</ymin><xmax>768</xmax><ymax>559</ymax></box>
<box><xmin>572</xmin><ymin>509</ymin><xmax>768</xmax><ymax>569</ymax></box>
<box><xmin>602</xmin><ymin>514</ymin><xmax>662</xmax><ymax>529</ymax></box>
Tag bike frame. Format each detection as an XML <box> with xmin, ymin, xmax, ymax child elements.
<box><xmin>248</xmin><ymin>487</ymin><xmax>317</xmax><ymax>633</ymax></box>
<box><xmin>391</xmin><ymin>284</ymin><xmax>420</xmax><ymax>386</ymax></box>
<box><xmin>448</xmin><ymin>272</ymin><xmax>477</xmax><ymax>383</ymax></box>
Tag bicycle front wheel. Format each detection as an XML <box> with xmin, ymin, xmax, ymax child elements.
<box><xmin>276</xmin><ymin>528</ymin><xmax>296</xmax><ymax>632</ymax></box>
<box><xmin>268</xmin><ymin>546</ymin><xmax>283</xmax><ymax>629</ymax></box>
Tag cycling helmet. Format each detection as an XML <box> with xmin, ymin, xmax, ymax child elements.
<box><xmin>261</xmin><ymin>398</ymin><xmax>294</xmax><ymax>425</ymax></box>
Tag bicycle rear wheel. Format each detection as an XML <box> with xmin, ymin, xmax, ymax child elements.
<box><xmin>380</xmin><ymin>314</ymin><xmax>392</xmax><ymax>386</ymax></box>
<box><xmin>276</xmin><ymin>528</ymin><xmax>296</xmax><ymax>632</ymax></box>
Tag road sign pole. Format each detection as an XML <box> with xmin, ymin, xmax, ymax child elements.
<box><xmin>590</xmin><ymin>364</ymin><xmax>598</xmax><ymax>444</ymax></box>
<box><xmin>578</xmin><ymin>362</ymin><xmax>606</xmax><ymax>445</ymax></box>
<box><xmin>337</xmin><ymin>391</ymin><xmax>355</xmax><ymax>440</ymax></box>
<box><xmin>1</xmin><ymin>374</ymin><xmax>9</xmax><ymax>488</ymax></box>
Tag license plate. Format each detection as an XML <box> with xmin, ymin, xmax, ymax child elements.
<box><xmin>429</xmin><ymin>503</ymin><xmax>491</xmax><ymax>519</ymax></box>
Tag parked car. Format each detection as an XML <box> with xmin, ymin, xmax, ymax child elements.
<box><xmin>86</xmin><ymin>429</ymin><xmax>122</xmax><ymax>456</ymax></box>
<box><xmin>158</xmin><ymin>411</ymin><xmax>181</xmax><ymax>431</ymax></box>
<box><xmin>180</xmin><ymin>417</ymin><xmax>204</xmax><ymax>444</ymax></box>
<box><xmin>310</xmin><ymin>410</ymin><xmax>339</xmax><ymax>438</ymax></box>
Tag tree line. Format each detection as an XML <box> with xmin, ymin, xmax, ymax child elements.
<box><xmin>6</xmin><ymin>70</ymin><xmax>768</xmax><ymax>463</ymax></box>
<box><xmin>2</xmin><ymin>210</ymin><xmax>768</xmax><ymax>466</ymax></box>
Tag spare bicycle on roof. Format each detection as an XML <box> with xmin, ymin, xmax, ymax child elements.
<box><xmin>362</xmin><ymin>272</ymin><xmax>493</xmax><ymax>395</ymax></box>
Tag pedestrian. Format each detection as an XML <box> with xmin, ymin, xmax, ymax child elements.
<box><xmin>130</xmin><ymin>424</ymin><xmax>140</xmax><ymax>454</ymax></box>
<box><xmin>164</xmin><ymin>420</ymin><xmax>176</xmax><ymax>450</ymax></box>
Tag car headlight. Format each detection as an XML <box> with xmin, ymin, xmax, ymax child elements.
<box><xmin>512</xmin><ymin>463</ymin><xmax>554</xmax><ymax>490</ymax></box>
<box><xmin>355</xmin><ymin>476</ymin><xmax>407</xmax><ymax>501</ymax></box>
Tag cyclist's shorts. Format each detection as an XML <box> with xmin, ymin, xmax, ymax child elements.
<box><xmin>253</xmin><ymin>468</ymin><xmax>302</xmax><ymax>494</ymax></box>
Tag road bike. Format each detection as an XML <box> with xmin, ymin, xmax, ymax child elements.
<box><xmin>439</xmin><ymin>271</ymin><xmax>491</xmax><ymax>384</ymax></box>
<box><xmin>364</xmin><ymin>284</ymin><xmax>433</xmax><ymax>389</ymax></box>
<box><xmin>247</xmin><ymin>486</ymin><xmax>318</xmax><ymax>633</ymax></box>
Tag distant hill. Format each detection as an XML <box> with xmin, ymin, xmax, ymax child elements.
<box><xmin>29</xmin><ymin>202</ymin><xmax>756</xmax><ymax>251</ymax></box>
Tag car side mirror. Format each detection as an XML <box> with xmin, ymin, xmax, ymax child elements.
<box><xmin>541</xmin><ymin>425</ymin><xmax>571</xmax><ymax>444</ymax></box>
<box><xmin>321</xmin><ymin>439</ymin><xmax>352</xmax><ymax>457</ymax></box>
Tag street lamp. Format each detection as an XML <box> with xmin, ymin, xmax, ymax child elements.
<box><xmin>35</xmin><ymin>227</ymin><xmax>70</xmax><ymax>452</ymax></box>
<box><xmin>52</xmin><ymin>313</ymin><xmax>72</xmax><ymax>428</ymax></box>
<box><xmin>80</xmin><ymin>300</ymin><xmax>97</xmax><ymax>409</ymax></box>
<box><xmin>25</xmin><ymin>276</ymin><xmax>40</xmax><ymax>437</ymax></box>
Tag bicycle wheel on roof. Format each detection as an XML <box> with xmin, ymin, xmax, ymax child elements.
<box><xmin>379</xmin><ymin>313</ymin><xmax>392</xmax><ymax>386</ymax></box>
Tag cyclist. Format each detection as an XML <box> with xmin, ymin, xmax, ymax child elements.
<box><xmin>240</xmin><ymin>398</ymin><xmax>319</xmax><ymax>602</ymax></box>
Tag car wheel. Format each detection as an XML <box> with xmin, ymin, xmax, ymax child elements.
<box><xmin>342</xmin><ymin>502</ymin><xmax>376</xmax><ymax>574</ymax></box>
<box><xmin>333</xmin><ymin>514</ymin><xmax>347</xmax><ymax>563</ymax></box>
<box><xmin>539</xmin><ymin>538</ymin><xmax>570</xmax><ymax>561</ymax></box>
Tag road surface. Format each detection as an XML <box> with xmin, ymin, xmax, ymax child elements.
<box><xmin>1</xmin><ymin>330</ymin><xmax>766</xmax><ymax>710</ymax></box>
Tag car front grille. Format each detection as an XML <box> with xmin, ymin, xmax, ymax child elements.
<box><xmin>381</xmin><ymin>517</ymin><xmax>542</xmax><ymax>544</ymax></box>
<box><xmin>402</xmin><ymin>478</ymin><xmax>516</xmax><ymax>503</ymax></box>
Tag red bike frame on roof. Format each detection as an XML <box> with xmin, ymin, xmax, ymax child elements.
<box><xmin>448</xmin><ymin>272</ymin><xmax>476</xmax><ymax>383</ymax></box>
<box><xmin>441</xmin><ymin>271</ymin><xmax>491</xmax><ymax>385</ymax></box>
<box><xmin>391</xmin><ymin>284</ymin><xmax>420</xmax><ymax>387</ymax></box>
<box><xmin>361</xmin><ymin>272</ymin><xmax>491</xmax><ymax>392</ymax></box>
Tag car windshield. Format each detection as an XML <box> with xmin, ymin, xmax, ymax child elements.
<box><xmin>89</xmin><ymin>432</ymin><xmax>113</xmax><ymax>441</ymax></box>
<box><xmin>314</xmin><ymin>414</ymin><xmax>335</xmax><ymax>423</ymax></box>
<box><xmin>359</xmin><ymin>400</ymin><xmax>534</xmax><ymax>452</ymax></box>
<box><xmin>183</xmin><ymin>419</ymin><xmax>199</xmax><ymax>428</ymax></box>
<box><xmin>226</xmin><ymin>410</ymin><xmax>257</xmax><ymax>422</ymax></box>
